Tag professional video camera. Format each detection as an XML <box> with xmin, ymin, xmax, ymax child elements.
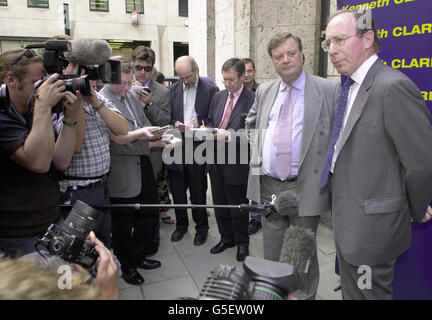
<box><xmin>26</xmin><ymin>39</ymin><xmax>121</xmax><ymax>84</ymax></box>
<box><xmin>185</xmin><ymin>257</ymin><xmax>300</xmax><ymax>300</ymax></box>
<box><xmin>35</xmin><ymin>200</ymin><xmax>101</xmax><ymax>271</ymax></box>
<box><xmin>26</xmin><ymin>38</ymin><xmax>121</xmax><ymax>112</ymax></box>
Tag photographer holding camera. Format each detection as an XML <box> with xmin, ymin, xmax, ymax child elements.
<box><xmin>0</xmin><ymin>49</ymin><xmax>83</xmax><ymax>258</ymax></box>
<box><xmin>0</xmin><ymin>231</ymin><xmax>119</xmax><ymax>300</ymax></box>
<box><xmin>54</xmin><ymin>61</ymin><xmax>129</xmax><ymax>249</ymax></box>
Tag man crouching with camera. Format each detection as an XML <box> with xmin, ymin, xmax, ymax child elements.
<box><xmin>0</xmin><ymin>49</ymin><xmax>83</xmax><ymax>258</ymax></box>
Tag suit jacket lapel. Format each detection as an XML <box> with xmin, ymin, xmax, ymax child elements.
<box><xmin>212</xmin><ymin>91</ymin><xmax>225</xmax><ymax>126</ymax></box>
<box><xmin>299</xmin><ymin>73</ymin><xmax>323</xmax><ymax>168</ymax></box>
<box><xmin>174</xmin><ymin>82</ymin><xmax>184</xmax><ymax>123</ymax></box>
<box><xmin>259</xmin><ymin>79</ymin><xmax>280</xmax><ymax>149</ymax></box>
<box><xmin>336</xmin><ymin>60</ymin><xmax>381</xmax><ymax>156</ymax></box>
<box><xmin>260</xmin><ymin>79</ymin><xmax>280</xmax><ymax>129</ymax></box>
<box><xmin>195</xmin><ymin>78</ymin><xmax>205</xmax><ymax>120</ymax></box>
<box><xmin>227</xmin><ymin>89</ymin><xmax>247</xmax><ymax>128</ymax></box>
<box><xmin>100</xmin><ymin>86</ymin><xmax>134</xmax><ymax>124</ymax></box>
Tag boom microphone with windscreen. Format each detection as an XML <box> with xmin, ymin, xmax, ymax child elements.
<box><xmin>273</xmin><ymin>189</ymin><xmax>299</xmax><ymax>218</ymax></box>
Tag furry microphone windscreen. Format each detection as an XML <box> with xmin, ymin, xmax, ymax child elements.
<box><xmin>279</xmin><ymin>226</ymin><xmax>316</xmax><ymax>274</ymax></box>
<box><xmin>273</xmin><ymin>189</ymin><xmax>299</xmax><ymax>218</ymax></box>
<box><xmin>64</xmin><ymin>38</ymin><xmax>112</xmax><ymax>66</ymax></box>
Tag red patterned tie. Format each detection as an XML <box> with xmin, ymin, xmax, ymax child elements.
<box><xmin>219</xmin><ymin>93</ymin><xmax>234</xmax><ymax>129</ymax></box>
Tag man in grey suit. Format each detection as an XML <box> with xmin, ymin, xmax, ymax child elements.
<box><xmin>322</xmin><ymin>10</ymin><xmax>432</xmax><ymax>299</ymax></box>
<box><xmin>100</xmin><ymin>60</ymin><xmax>165</xmax><ymax>286</ymax></box>
<box><xmin>245</xmin><ymin>33</ymin><xmax>340</xmax><ymax>300</ymax></box>
<box><xmin>132</xmin><ymin>46</ymin><xmax>171</xmax><ymax>252</ymax></box>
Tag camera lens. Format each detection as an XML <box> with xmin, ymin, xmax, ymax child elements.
<box><xmin>250</xmin><ymin>277</ymin><xmax>287</xmax><ymax>300</ymax></box>
<box><xmin>62</xmin><ymin>200</ymin><xmax>101</xmax><ymax>241</ymax></box>
<box><xmin>243</xmin><ymin>256</ymin><xmax>300</xmax><ymax>300</ymax></box>
<box><xmin>198</xmin><ymin>265</ymin><xmax>251</xmax><ymax>300</ymax></box>
<box><xmin>63</xmin><ymin>75</ymin><xmax>92</xmax><ymax>96</ymax></box>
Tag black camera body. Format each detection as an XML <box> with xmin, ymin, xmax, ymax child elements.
<box><xmin>35</xmin><ymin>40</ymin><xmax>71</xmax><ymax>75</ymax></box>
<box><xmin>36</xmin><ymin>200</ymin><xmax>101</xmax><ymax>269</ymax></box>
<box><xmin>195</xmin><ymin>256</ymin><xmax>301</xmax><ymax>300</ymax></box>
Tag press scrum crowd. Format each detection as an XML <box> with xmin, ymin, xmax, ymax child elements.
<box><xmin>1</xmin><ymin>10</ymin><xmax>432</xmax><ymax>300</ymax></box>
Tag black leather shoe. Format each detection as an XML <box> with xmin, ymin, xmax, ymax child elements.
<box><xmin>194</xmin><ymin>231</ymin><xmax>208</xmax><ymax>246</ymax></box>
<box><xmin>138</xmin><ymin>258</ymin><xmax>161</xmax><ymax>270</ymax></box>
<box><xmin>210</xmin><ymin>241</ymin><xmax>236</xmax><ymax>254</ymax></box>
<box><xmin>171</xmin><ymin>229</ymin><xmax>186</xmax><ymax>242</ymax></box>
<box><xmin>248</xmin><ymin>219</ymin><xmax>262</xmax><ymax>235</ymax></box>
<box><xmin>236</xmin><ymin>245</ymin><xmax>249</xmax><ymax>262</ymax></box>
<box><xmin>122</xmin><ymin>268</ymin><xmax>144</xmax><ymax>285</ymax></box>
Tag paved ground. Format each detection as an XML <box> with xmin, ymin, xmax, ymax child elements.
<box><xmin>116</xmin><ymin>184</ymin><xmax>342</xmax><ymax>300</ymax></box>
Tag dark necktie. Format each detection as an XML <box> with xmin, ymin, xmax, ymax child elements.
<box><xmin>320</xmin><ymin>77</ymin><xmax>355</xmax><ymax>188</ymax></box>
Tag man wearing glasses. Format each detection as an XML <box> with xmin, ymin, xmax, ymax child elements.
<box><xmin>132</xmin><ymin>46</ymin><xmax>171</xmax><ymax>130</ymax></box>
<box><xmin>245</xmin><ymin>33</ymin><xmax>340</xmax><ymax>299</ymax></box>
<box><xmin>131</xmin><ymin>46</ymin><xmax>171</xmax><ymax>255</ymax></box>
<box><xmin>322</xmin><ymin>10</ymin><xmax>432</xmax><ymax>299</ymax></box>
<box><xmin>0</xmin><ymin>49</ymin><xmax>83</xmax><ymax>257</ymax></box>
<box><xmin>99</xmin><ymin>59</ymin><xmax>165</xmax><ymax>285</ymax></box>
<box><xmin>168</xmin><ymin>56</ymin><xmax>219</xmax><ymax>245</ymax></box>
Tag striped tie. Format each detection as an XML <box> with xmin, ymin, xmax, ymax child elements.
<box><xmin>219</xmin><ymin>93</ymin><xmax>234</xmax><ymax>129</ymax></box>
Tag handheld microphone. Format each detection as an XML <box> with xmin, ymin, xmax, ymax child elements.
<box><xmin>273</xmin><ymin>189</ymin><xmax>299</xmax><ymax>218</ymax></box>
<box><xmin>64</xmin><ymin>38</ymin><xmax>112</xmax><ymax>66</ymax></box>
<box><xmin>279</xmin><ymin>225</ymin><xmax>316</xmax><ymax>275</ymax></box>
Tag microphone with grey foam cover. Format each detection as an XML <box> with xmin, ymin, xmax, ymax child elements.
<box><xmin>279</xmin><ymin>225</ymin><xmax>316</xmax><ymax>275</ymax></box>
<box><xmin>64</xmin><ymin>38</ymin><xmax>112</xmax><ymax>66</ymax></box>
<box><xmin>273</xmin><ymin>189</ymin><xmax>299</xmax><ymax>218</ymax></box>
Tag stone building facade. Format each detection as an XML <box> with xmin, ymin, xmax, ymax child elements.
<box><xmin>189</xmin><ymin>0</ymin><xmax>340</xmax><ymax>87</ymax></box>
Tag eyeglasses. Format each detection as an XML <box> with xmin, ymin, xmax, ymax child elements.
<box><xmin>321</xmin><ymin>35</ymin><xmax>358</xmax><ymax>52</ymax></box>
<box><xmin>12</xmin><ymin>49</ymin><xmax>37</xmax><ymax>65</ymax></box>
<box><xmin>134</xmin><ymin>65</ymin><xmax>153</xmax><ymax>72</ymax></box>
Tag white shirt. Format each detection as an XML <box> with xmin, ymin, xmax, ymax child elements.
<box><xmin>183</xmin><ymin>77</ymin><xmax>199</xmax><ymax>124</ymax></box>
<box><xmin>330</xmin><ymin>54</ymin><xmax>378</xmax><ymax>172</ymax></box>
<box><xmin>262</xmin><ymin>71</ymin><xmax>305</xmax><ymax>179</ymax></box>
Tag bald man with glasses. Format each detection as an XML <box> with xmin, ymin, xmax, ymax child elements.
<box><xmin>167</xmin><ymin>55</ymin><xmax>219</xmax><ymax>245</ymax></box>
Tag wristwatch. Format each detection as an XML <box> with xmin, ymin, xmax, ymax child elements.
<box><xmin>93</xmin><ymin>101</ymin><xmax>105</xmax><ymax>111</ymax></box>
<box><xmin>62</xmin><ymin>118</ymin><xmax>77</xmax><ymax>127</ymax></box>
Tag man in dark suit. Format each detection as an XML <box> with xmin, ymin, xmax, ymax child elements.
<box><xmin>168</xmin><ymin>56</ymin><xmax>219</xmax><ymax>245</ymax></box>
<box><xmin>206</xmin><ymin>58</ymin><xmax>255</xmax><ymax>262</ymax></box>
<box><xmin>322</xmin><ymin>10</ymin><xmax>432</xmax><ymax>299</ymax></box>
